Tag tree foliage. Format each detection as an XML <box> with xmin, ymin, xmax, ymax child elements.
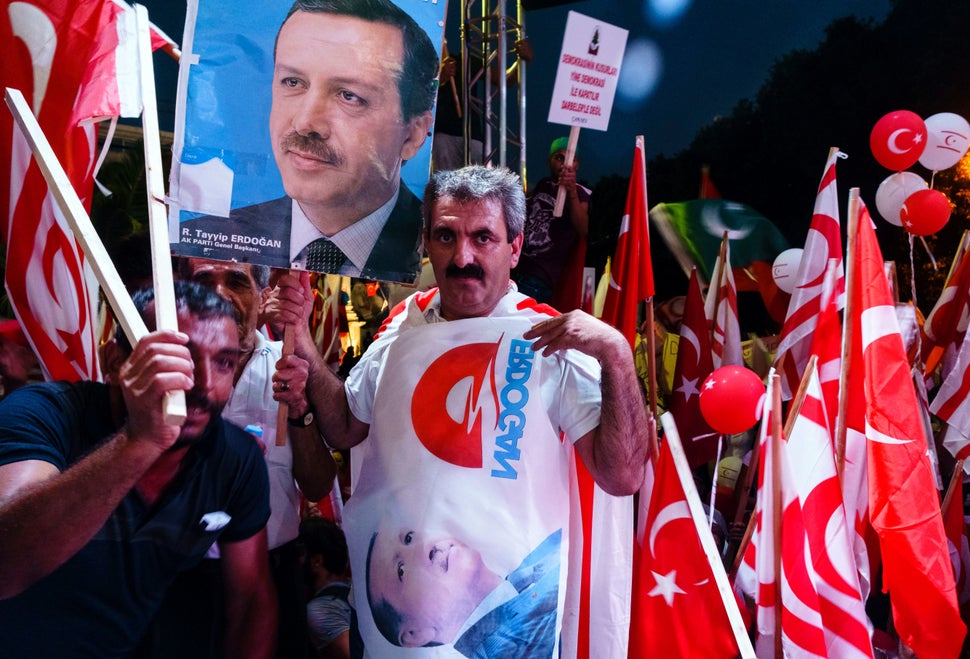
<box><xmin>590</xmin><ymin>0</ymin><xmax>970</xmax><ymax>312</ymax></box>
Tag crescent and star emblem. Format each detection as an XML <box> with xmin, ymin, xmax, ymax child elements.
<box><xmin>887</xmin><ymin>128</ymin><xmax>923</xmax><ymax>155</ymax></box>
<box><xmin>701</xmin><ymin>203</ymin><xmax>752</xmax><ymax>241</ymax></box>
<box><xmin>646</xmin><ymin>500</ymin><xmax>709</xmax><ymax>606</ymax></box>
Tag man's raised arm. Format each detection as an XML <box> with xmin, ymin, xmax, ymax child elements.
<box><xmin>523</xmin><ymin>311</ymin><xmax>650</xmax><ymax>496</ymax></box>
<box><xmin>271</xmin><ymin>272</ymin><xmax>369</xmax><ymax>450</ymax></box>
<box><xmin>0</xmin><ymin>330</ymin><xmax>193</xmax><ymax>598</ymax></box>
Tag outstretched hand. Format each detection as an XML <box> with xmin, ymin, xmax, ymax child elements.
<box><xmin>523</xmin><ymin>310</ymin><xmax>627</xmax><ymax>362</ymax></box>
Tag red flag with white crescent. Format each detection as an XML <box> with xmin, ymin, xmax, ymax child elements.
<box><xmin>669</xmin><ymin>269</ymin><xmax>718</xmax><ymax>467</ymax></box>
<box><xmin>850</xmin><ymin>197</ymin><xmax>966</xmax><ymax>657</ymax></box>
<box><xmin>601</xmin><ymin>136</ymin><xmax>654</xmax><ymax>350</ymax></box>
<box><xmin>628</xmin><ymin>432</ymin><xmax>740</xmax><ymax>657</ymax></box>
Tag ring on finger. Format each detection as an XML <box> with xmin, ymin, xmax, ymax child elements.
<box><xmin>280</xmin><ymin>381</ymin><xmax>290</xmax><ymax>392</ymax></box>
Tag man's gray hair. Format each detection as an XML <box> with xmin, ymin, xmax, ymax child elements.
<box><xmin>421</xmin><ymin>166</ymin><xmax>526</xmax><ymax>241</ymax></box>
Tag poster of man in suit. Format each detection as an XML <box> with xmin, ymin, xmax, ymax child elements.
<box><xmin>168</xmin><ymin>0</ymin><xmax>445</xmax><ymax>284</ymax></box>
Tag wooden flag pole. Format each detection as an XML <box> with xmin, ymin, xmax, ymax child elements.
<box><xmin>637</xmin><ymin>137</ymin><xmax>659</xmax><ymax>456</ymax></box>
<box><xmin>782</xmin><ymin>355</ymin><xmax>818</xmax><ymax>439</ymax></box>
<box><xmin>835</xmin><ymin>188</ymin><xmax>861</xmax><ymax>479</ymax></box>
<box><xmin>728</xmin><ymin>356</ymin><xmax>817</xmax><ymax>573</ymax></box>
<box><xmin>660</xmin><ymin>413</ymin><xmax>757</xmax><ymax>659</ymax></box>
<box><xmin>708</xmin><ymin>231</ymin><xmax>729</xmax><ymax>318</ymax></box>
<box><xmin>136</xmin><ymin>4</ymin><xmax>186</xmax><ymax>424</ymax></box>
<box><xmin>5</xmin><ymin>88</ymin><xmax>149</xmax><ymax>347</ymax></box>
<box><xmin>275</xmin><ymin>324</ymin><xmax>295</xmax><ymax>446</ymax></box>
<box><xmin>941</xmin><ymin>458</ymin><xmax>966</xmax><ymax>519</ymax></box>
<box><xmin>552</xmin><ymin>125</ymin><xmax>580</xmax><ymax>218</ymax></box>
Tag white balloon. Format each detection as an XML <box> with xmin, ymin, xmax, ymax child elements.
<box><xmin>772</xmin><ymin>248</ymin><xmax>803</xmax><ymax>294</ymax></box>
<box><xmin>875</xmin><ymin>171</ymin><xmax>928</xmax><ymax>226</ymax></box>
<box><xmin>919</xmin><ymin>112</ymin><xmax>970</xmax><ymax>171</ymax></box>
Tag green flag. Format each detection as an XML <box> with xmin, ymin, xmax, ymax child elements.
<box><xmin>649</xmin><ymin>200</ymin><xmax>789</xmax><ymax>284</ymax></box>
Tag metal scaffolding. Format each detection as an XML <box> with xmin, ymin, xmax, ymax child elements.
<box><xmin>459</xmin><ymin>0</ymin><xmax>529</xmax><ymax>187</ymax></box>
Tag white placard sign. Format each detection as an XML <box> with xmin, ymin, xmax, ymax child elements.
<box><xmin>547</xmin><ymin>11</ymin><xmax>628</xmax><ymax>131</ymax></box>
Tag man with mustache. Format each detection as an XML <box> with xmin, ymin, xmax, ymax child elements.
<box><xmin>0</xmin><ymin>282</ymin><xmax>278</xmax><ymax>657</ymax></box>
<box><xmin>176</xmin><ymin>0</ymin><xmax>438</xmax><ymax>284</ymax></box>
<box><xmin>270</xmin><ymin>166</ymin><xmax>651</xmax><ymax>656</ymax></box>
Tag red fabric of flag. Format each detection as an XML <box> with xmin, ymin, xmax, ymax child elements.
<box><xmin>775</xmin><ymin>148</ymin><xmax>844</xmax><ymax>399</ymax></box>
<box><xmin>628</xmin><ymin>435</ymin><xmax>739</xmax><ymax>657</ymax></box>
<box><xmin>602</xmin><ymin>137</ymin><xmax>654</xmax><ymax>350</ymax></box>
<box><xmin>0</xmin><ymin>0</ymin><xmax>129</xmax><ymax>381</ymax></box>
<box><xmin>808</xmin><ymin>269</ymin><xmax>842</xmax><ymax>444</ymax></box>
<box><xmin>669</xmin><ymin>268</ymin><xmax>718</xmax><ymax>467</ymax></box>
<box><xmin>705</xmin><ymin>242</ymin><xmax>743</xmax><ymax>368</ymax></box>
<box><xmin>699</xmin><ymin>165</ymin><xmax>722</xmax><ymax>200</ymax></box>
<box><xmin>786</xmin><ymin>366</ymin><xmax>874</xmax><ymax>658</ymax></box>
<box><xmin>851</xmin><ymin>198</ymin><xmax>965</xmax><ymax>658</ymax></box>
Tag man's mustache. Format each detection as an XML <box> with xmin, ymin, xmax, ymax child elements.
<box><xmin>280</xmin><ymin>132</ymin><xmax>343</xmax><ymax>167</ymax></box>
<box><xmin>446</xmin><ymin>263</ymin><xmax>484</xmax><ymax>280</ymax></box>
<box><xmin>185</xmin><ymin>389</ymin><xmax>218</xmax><ymax>414</ymax></box>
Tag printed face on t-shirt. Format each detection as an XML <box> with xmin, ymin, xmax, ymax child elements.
<box><xmin>366</xmin><ymin>527</ymin><xmax>501</xmax><ymax>647</ymax></box>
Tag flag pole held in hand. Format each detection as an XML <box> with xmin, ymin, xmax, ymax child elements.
<box><xmin>5</xmin><ymin>87</ymin><xmax>184</xmax><ymax>424</ymax></box>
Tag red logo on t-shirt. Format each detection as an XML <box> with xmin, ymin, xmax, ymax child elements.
<box><xmin>411</xmin><ymin>341</ymin><xmax>501</xmax><ymax>467</ymax></box>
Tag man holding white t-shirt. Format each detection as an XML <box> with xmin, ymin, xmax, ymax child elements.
<box><xmin>270</xmin><ymin>166</ymin><xmax>650</xmax><ymax>657</ymax></box>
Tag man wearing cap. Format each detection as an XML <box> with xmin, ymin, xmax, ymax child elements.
<box><xmin>512</xmin><ymin>137</ymin><xmax>591</xmax><ymax>304</ymax></box>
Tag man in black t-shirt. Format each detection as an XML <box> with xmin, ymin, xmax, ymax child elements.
<box><xmin>0</xmin><ymin>282</ymin><xmax>279</xmax><ymax>658</ymax></box>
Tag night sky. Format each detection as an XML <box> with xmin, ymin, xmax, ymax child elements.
<box><xmin>141</xmin><ymin>0</ymin><xmax>893</xmax><ymax>186</ymax></box>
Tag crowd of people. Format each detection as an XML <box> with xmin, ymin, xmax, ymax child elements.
<box><xmin>0</xmin><ymin>164</ymin><xmax>649</xmax><ymax>658</ymax></box>
<box><xmin>0</xmin><ymin>0</ymin><xmax>668</xmax><ymax>657</ymax></box>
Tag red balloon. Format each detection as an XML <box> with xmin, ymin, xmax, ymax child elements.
<box><xmin>900</xmin><ymin>189</ymin><xmax>952</xmax><ymax>236</ymax></box>
<box><xmin>869</xmin><ymin>110</ymin><xmax>927</xmax><ymax>171</ymax></box>
<box><xmin>699</xmin><ymin>366</ymin><xmax>766</xmax><ymax>435</ymax></box>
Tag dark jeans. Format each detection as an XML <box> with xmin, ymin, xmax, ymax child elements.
<box><xmin>137</xmin><ymin>539</ymin><xmax>307</xmax><ymax>658</ymax></box>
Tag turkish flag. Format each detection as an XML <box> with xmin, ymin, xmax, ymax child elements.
<box><xmin>628</xmin><ymin>434</ymin><xmax>740</xmax><ymax>657</ymax></box>
<box><xmin>1</xmin><ymin>1</ymin><xmax>171</xmax><ymax>382</ymax></box>
<box><xmin>601</xmin><ymin>136</ymin><xmax>654</xmax><ymax>350</ymax></box>
<box><xmin>850</xmin><ymin>197</ymin><xmax>966</xmax><ymax>658</ymax></box>
<box><xmin>669</xmin><ymin>268</ymin><xmax>718</xmax><ymax>467</ymax></box>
